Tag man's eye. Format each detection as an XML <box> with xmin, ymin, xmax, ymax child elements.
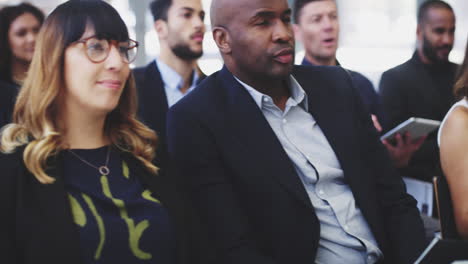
<box><xmin>256</xmin><ymin>20</ymin><xmax>269</xmax><ymax>26</ymax></box>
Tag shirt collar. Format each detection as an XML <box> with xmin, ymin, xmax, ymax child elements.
<box><xmin>235</xmin><ymin>75</ymin><xmax>308</xmax><ymax>111</ymax></box>
<box><xmin>155</xmin><ymin>58</ymin><xmax>199</xmax><ymax>91</ymax></box>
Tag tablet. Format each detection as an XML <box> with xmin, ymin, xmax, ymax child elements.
<box><xmin>414</xmin><ymin>236</ymin><xmax>468</xmax><ymax>263</ymax></box>
<box><xmin>380</xmin><ymin>117</ymin><xmax>441</xmax><ymax>141</ymax></box>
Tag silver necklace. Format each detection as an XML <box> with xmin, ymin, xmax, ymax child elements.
<box><xmin>68</xmin><ymin>146</ymin><xmax>111</xmax><ymax>176</ymax></box>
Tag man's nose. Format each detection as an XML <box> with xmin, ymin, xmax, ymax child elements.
<box><xmin>442</xmin><ymin>32</ymin><xmax>454</xmax><ymax>46</ymax></box>
<box><xmin>272</xmin><ymin>20</ymin><xmax>293</xmax><ymax>43</ymax></box>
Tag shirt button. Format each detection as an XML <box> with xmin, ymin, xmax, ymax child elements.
<box><xmin>344</xmin><ymin>225</ymin><xmax>349</xmax><ymax>231</ymax></box>
<box><xmin>318</xmin><ymin>189</ymin><xmax>324</xmax><ymax>195</ymax></box>
<box><xmin>263</xmin><ymin>97</ymin><xmax>269</xmax><ymax>102</ymax></box>
<box><xmin>282</xmin><ymin>119</ymin><xmax>287</xmax><ymax>124</ymax></box>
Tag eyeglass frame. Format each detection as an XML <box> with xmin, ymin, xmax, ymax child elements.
<box><xmin>73</xmin><ymin>35</ymin><xmax>139</xmax><ymax>64</ymax></box>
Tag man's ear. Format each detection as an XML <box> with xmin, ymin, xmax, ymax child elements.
<box><xmin>212</xmin><ymin>27</ymin><xmax>231</xmax><ymax>54</ymax></box>
<box><xmin>154</xmin><ymin>20</ymin><xmax>168</xmax><ymax>39</ymax></box>
<box><xmin>292</xmin><ymin>24</ymin><xmax>303</xmax><ymax>43</ymax></box>
<box><xmin>416</xmin><ymin>24</ymin><xmax>423</xmax><ymax>42</ymax></box>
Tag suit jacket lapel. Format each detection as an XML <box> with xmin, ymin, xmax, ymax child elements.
<box><xmin>293</xmin><ymin>66</ymin><xmax>351</xmax><ymax>167</ymax></box>
<box><xmin>138</xmin><ymin>61</ymin><xmax>169</xmax><ymax>134</ymax></box>
<box><xmin>292</xmin><ymin>66</ymin><xmax>364</xmax><ymax>198</ymax></box>
<box><xmin>218</xmin><ymin>67</ymin><xmax>312</xmax><ymax>209</ymax></box>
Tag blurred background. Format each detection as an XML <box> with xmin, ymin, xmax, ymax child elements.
<box><xmin>1</xmin><ymin>0</ymin><xmax>466</xmax><ymax>88</ymax></box>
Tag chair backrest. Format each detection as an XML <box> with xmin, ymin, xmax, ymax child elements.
<box><xmin>433</xmin><ymin>175</ymin><xmax>460</xmax><ymax>239</ymax></box>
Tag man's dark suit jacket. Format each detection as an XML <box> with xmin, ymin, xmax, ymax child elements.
<box><xmin>302</xmin><ymin>58</ymin><xmax>386</xmax><ymax>125</ymax></box>
<box><xmin>133</xmin><ymin>61</ymin><xmax>213</xmax><ymax>263</ymax></box>
<box><xmin>133</xmin><ymin>61</ymin><xmax>205</xmax><ymax>165</ymax></box>
<box><xmin>0</xmin><ymin>147</ymin><xmax>190</xmax><ymax>264</ymax></box>
<box><xmin>167</xmin><ymin>65</ymin><xmax>427</xmax><ymax>264</ymax></box>
<box><xmin>133</xmin><ymin>61</ymin><xmax>170</xmax><ymax>166</ymax></box>
<box><xmin>379</xmin><ymin>52</ymin><xmax>458</xmax><ymax>182</ymax></box>
<box><xmin>0</xmin><ymin>80</ymin><xmax>18</xmax><ymax>128</ymax></box>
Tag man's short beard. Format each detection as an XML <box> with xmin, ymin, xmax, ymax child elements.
<box><xmin>422</xmin><ymin>34</ymin><xmax>451</xmax><ymax>64</ymax></box>
<box><xmin>171</xmin><ymin>44</ymin><xmax>203</xmax><ymax>60</ymax></box>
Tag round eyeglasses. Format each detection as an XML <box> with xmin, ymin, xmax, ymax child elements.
<box><xmin>74</xmin><ymin>36</ymin><xmax>139</xmax><ymax>64</ymax></box>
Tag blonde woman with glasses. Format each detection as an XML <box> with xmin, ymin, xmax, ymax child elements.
<box><xmin>0</xmin><ymin>1</ymin><xmax>181</xmax><ymax>263</ymax></box>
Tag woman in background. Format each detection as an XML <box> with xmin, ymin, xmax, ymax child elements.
<box><xmin>439</xmin><ymin>39</ymin><xmax>468</xmax><ymax>239</ymax></box>
<box><xmin>0</xmin><ymin>2</ymin><xmax>44</xmax><ymax>87</ymax></box>
<box><xmin>0</xmin><ymin>1</ymin><xmax>179</xmax><ymax>263</ymax></box>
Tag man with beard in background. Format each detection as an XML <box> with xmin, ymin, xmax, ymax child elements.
<box><xmin>134</xmin><ymin>1</ymin><xmax>215</xmax><ymax>263</ymax></box>
<box><xmin>379</xmin><ymin>0</ymin><xmax>458</xmax><ymax>183</ymax></box>
<box><xmin>134</xmin><ymin>0</ymin><xmax>206</xmax><ymax>166</ymax></box>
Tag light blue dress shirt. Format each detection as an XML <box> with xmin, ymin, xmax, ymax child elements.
<box><xmin>155</xmin><ymin>59</ymin><xmax>199</xmax><ymax>107</ymax></box>
<box><xmin>235</xmin><ymin>76</ymin><xmax>383</xmax><ymax>264</ymax></box>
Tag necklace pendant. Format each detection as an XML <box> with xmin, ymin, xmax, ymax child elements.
<box><xmin>99</xmin><ymin>166</ymin><xmax>110</xmax><ymax>176</ymax></box>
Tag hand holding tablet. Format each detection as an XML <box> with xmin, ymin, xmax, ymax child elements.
<box><xmin>380</xmin><ymin>117</ymin><xmax>441</xmax><ymax>141</ymax></box>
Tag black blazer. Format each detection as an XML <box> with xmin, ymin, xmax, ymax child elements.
<box><xmin>0</xmin><ymin>80</ymin><xmax>18</xmax><ymax>128</ymax></box>
<box><xmin>133</xmin><ymin>61</ymin><xmax>206</xmax><ymax>166</ymax></box>
<box><xmin>134</xmin><ymin>61</ymin><xmax>169</xmax><ymax>140</ymax></box>
<box><xmin>0</xmin><ymin>147</ymin><xmax>188</xmax><ymax>264</ymax></box>
<box><xmin>379</xmin><ymin>52</ymin><xmax>459</xmax><ymax>181</ymax></box>
<box><xmin>134</xmin><ymin>61</ymin><xmax>170</xmax><ymax>166</ymax></box>
<box><xmin>167</xmin><ymin>65</ymin><xmax>427</xmax><ymax>264</ymax></box>
<box><xmin>133</xmin><ymin>61</ymin><xmax>213</xmax><ymax>264</ymax></box>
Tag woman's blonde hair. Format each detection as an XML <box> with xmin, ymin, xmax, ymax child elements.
<box><xmin>0</xmin><ymin>1</ymin><xmax>158</xmax><ymax>184</ymax></box>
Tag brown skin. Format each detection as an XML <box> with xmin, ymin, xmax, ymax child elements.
<box><xmin>211</xmin><ymin>0</ymin><xmax>294</xmax><ymax>110</ymax></box>
<box><xmin>416</xmin><ymin>7</ymin><xmax>455</xmax><ymax>65</ymax></box>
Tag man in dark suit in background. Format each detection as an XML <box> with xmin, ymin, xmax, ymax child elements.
<box><xmin>379</xmin><ymin>0</ymin><xmax>458</xmax><ymax>182</ymax></box>
<box><xmin>292</xmin><ymin>0</ymin><xmax>426</xmax><ymax>170</ymax></box>
<box><xmin>133</xmin><ymin>0</ymin><xmax>206</xmax><ymax>164</ymax></box>
<box><xmin>167</xmin><ymin>0</ymin><xmax>426</xmax><ymax>263</ymax></box>
<box><xmin>133</xmin><ymin>2</ymin><xmax>212</xmax><ymax>263</ymax></box>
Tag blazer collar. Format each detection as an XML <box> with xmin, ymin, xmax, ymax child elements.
<box><xmin>218</xmin><ymin>66</ymin><xmax>312</xmax><ymax>208</ymax></box>
<box><xmin>145</xmin><ymin>61</ymin><xmax>170</xmax><ymax>110</ymax></box>
<box><xmin>218</xmin><ymin>65</ymin><xmax>358</xmax><ymax>207</ymax></box>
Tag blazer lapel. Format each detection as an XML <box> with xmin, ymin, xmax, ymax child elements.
<box><xmin>138</xmin><ymin>61</ymin><xmax>169</xmax><ymax>134</ymax></box>
<box><xmin>293</xmin><ymin>67</ymin><xmax>351</xmax><ymax>166</ymax></box>
<box><xmin>218</xmin><ymin>67</ymin><xmax>312</xmax><ymax>209</ymax></box>
<box><xmin>292</xmin><ymin>66</ymin><xmax>364</xmax><ymax>198</ymax></box>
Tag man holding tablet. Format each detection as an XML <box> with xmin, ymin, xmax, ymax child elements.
<box><xmin>379</xmin><ymin>0</ymin><xmax>458</xmax><ymax>182</ymax></box>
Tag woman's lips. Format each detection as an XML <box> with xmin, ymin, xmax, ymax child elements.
<box><xmin>97</xmin><ymin>80</ymin><xmax>122</xmax><ymax>90</ymax></box>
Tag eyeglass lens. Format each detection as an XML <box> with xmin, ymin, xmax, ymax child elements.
<box><xmin>85</xmin><ymin>38</ymin><xmax>137</xmax><ymax>63</ymax></box>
